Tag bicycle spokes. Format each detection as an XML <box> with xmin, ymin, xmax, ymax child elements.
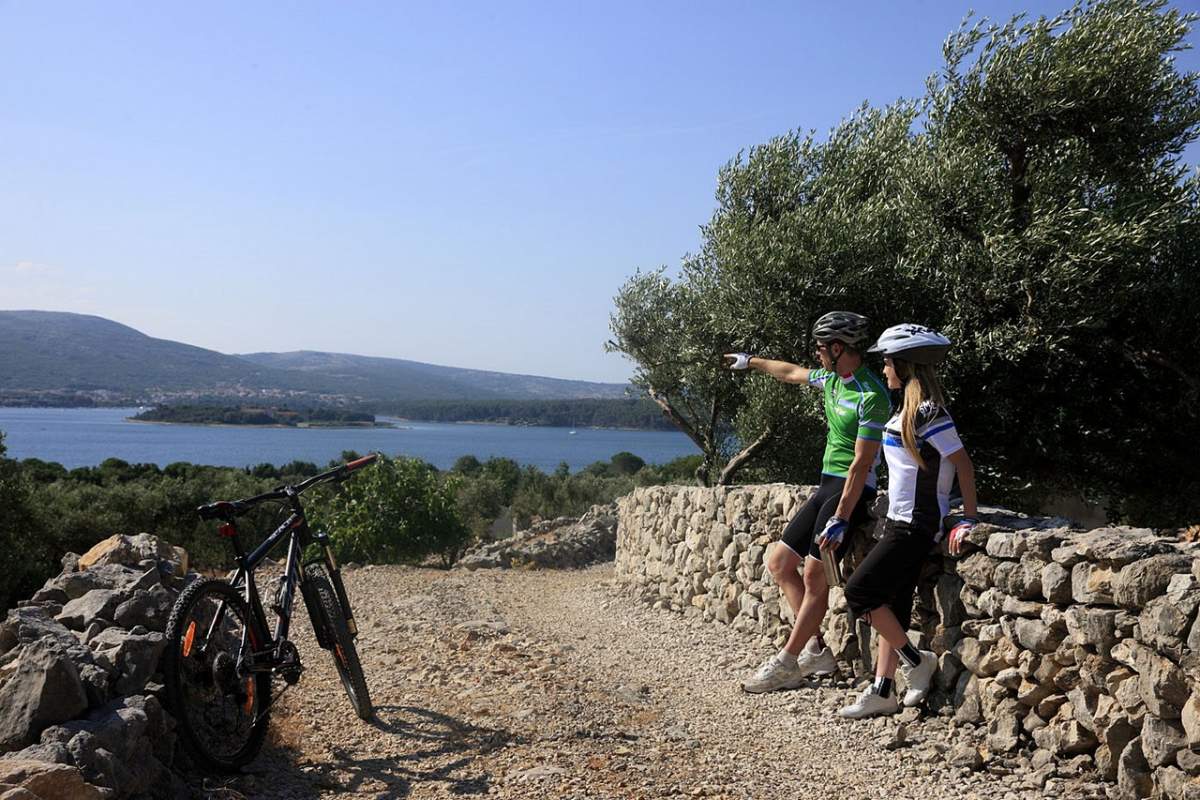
<box><xmin>177</xmin><ymin>589</ymin><xmax>263</xmax><ymax>761</ymax></box>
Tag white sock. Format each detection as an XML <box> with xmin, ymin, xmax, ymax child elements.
<box><xmin>777</xmin><ymin>649</ymin><xmax>798</xmax><ymax>666</ymax></box>
<box><xmin>804</xmin><ymin>637</ymin><xmax>823</xmax><ymax>655</ymax></box>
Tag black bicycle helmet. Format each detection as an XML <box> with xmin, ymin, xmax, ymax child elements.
<box><xmin>812</xmin><ymin>311</ymin><xmax>870</xmax><ymax>348</ymax></box>
<box><xmin>868</xmin><ymin>323</ymin><xmax>951</xmax><ymax>365</ymax></box>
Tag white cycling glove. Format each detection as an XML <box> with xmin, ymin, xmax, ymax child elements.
<box><xmin>724</xmin><ymin>352</ymin><xmax>752</xmax><ymax>370</ymax></box>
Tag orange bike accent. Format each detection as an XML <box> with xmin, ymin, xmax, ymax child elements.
<box><xmin>243</xmin><ymin>679</ymin><xmax>255</xmax><ymax>715</ymax></box>
<box><xmin>182</xmin><ymin>621</ymin><xmax>196</xmax><ymax>657</ymax></box>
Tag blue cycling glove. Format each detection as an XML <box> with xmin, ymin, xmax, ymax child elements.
<box><xmin>818</xmin><ymin>516</ymin><xmax>848</xmax><ymax>549</ymax></box>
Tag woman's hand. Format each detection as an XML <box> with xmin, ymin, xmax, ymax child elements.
<box><xmin>948</xmin><ymin>517</ymin><xmax>978</xmax><ymax>555</ymax></box>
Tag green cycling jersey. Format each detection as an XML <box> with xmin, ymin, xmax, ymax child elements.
<box><xmin>807</xmin><ymin>365</ymin><xmax>891</xmax><ymax>489</ymax></box>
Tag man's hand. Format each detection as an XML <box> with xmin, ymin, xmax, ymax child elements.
<box><xmin>948</xmin><ymin>517</ymin><xmax>978</xmax><ymax>555</ymax></box>
<box><xmin>817</xmin><ymin>516</ymin><xmax>848</xmax><ymax>550</ymax></box>
<box><xmin>723</xmin><ymin>353</ymin><xmax>752</xmax><ymax>371</ymax></box>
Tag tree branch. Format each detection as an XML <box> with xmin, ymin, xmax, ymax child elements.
<box><xmin>646</xmin><ymin>386</ymin><xmax>707</xmax><ymax>452</ymax></box>
<box><xmin>717</xmin><ymin>426</ymin><xmax>774</xmax><ymax>485</ymax></box>
<box><xmin>706</xmin><ymin>394</ymin><xmax>720</xmax><ymax>449</ymax></box>
<box><xmin>1001</xmin><ymin>139</ymin><xmax>1032</xmax><ymax>234</ymax></box>
<box><xmin>1122</xmin><ymin>346</ymin><xmax>1200</xmax><ymax>392</ymax></box>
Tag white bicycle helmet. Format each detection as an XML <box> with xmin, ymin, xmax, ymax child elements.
<box><xmin>868</xmin><ymin>323</ymin><xmax>951</xmax><ymax>365</ymax></box>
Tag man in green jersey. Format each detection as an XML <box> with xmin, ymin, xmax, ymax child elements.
<box><xmin>724</xmin><ymin>311</ymin><xmax>891</xmax><ymax>692</ymax></box>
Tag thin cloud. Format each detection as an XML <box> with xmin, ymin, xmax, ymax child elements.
<box><xmin>1</xmin><ymin>260</ymin><xmax>97</xmax><ymax>309</ymax></box>
<box><xmin>6</xmin><ymin>260</ymin><xmax>59</xmax><ymax>274</ymax></box>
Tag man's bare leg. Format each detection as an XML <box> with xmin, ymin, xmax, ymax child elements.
<box><xmin>782</xmin><ymin>557</ymin><xmax>829</xmax><ymax>655</ymax></box>
<box><xmin>766</xmin><ymin>542</ymin><xmax>805</xmax><ymax>620</ymax></box>
<box><xmin>744</xmin><ymin>548</ymin><xmax>830</xmax><ymax>692</ymax></box>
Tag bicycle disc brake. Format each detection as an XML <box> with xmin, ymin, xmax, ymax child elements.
<box><xmin>276</xmin><ymin>640</ymin><xmax>304</xmax><ymax>685</ymax></box>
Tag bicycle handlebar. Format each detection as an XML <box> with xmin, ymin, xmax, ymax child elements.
<box><xmin>196</xmin><ymin>453</ymin><xmax>381</xmax><ymax>521</ymax></box>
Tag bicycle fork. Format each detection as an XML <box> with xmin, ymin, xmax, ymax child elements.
<box><xmin>314</xmin><ymin>531</ymin><xmax>358</xmax><ymax>637</ymax></box>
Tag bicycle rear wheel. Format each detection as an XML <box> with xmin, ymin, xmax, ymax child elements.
<box><xmin>304</xmin><ymin>563</ymin><xmax>373</xmax><ymax>719</ymax></box>
<box><xmin>163</xmin><ymin>578</ymin><xmax>272</xmax><ymax>771</ymax></box>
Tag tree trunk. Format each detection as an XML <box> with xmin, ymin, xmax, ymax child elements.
<box><xmin>1002</xmin><ymin>139</ymin><xmax>1031</xmax><ymax>234</ymax></box>
<box><xmin>647</xmin><ymin>386</ymin><xmax>717</xmax><ymax>487</ymax></box>
<box><xmin>717</xmin><ymin>426</ymin><xmax>773</xmax><ymax>485</ymax></box>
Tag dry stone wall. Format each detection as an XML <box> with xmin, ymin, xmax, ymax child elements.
<box><xmin>458</xmin><ymin>504</ymin><xmax>617</xmax><ymax>570</ymax></box>
<box><xmin>0</xmin><ymin>534</ymin><xmax>188</xmax><ymax>799</ymax></box>
<box><xmin>616</xmin><ymin>484</ymin><xmax>1200</xmax><ymax>800</ymax></box>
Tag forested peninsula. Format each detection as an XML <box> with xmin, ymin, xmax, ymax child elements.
<box><xmin>375</xmin><ymin>398</ymin><xmax>673</xmax><ymax>430</ymax></box>
<box><xmin>131</xmin><ymin>399</ymin><xmax>673</xmax><ymax>431</ymax></box>
<box><xmin>132</xmin><ymin>405</ymin><xmax>386</xmax><ymax>428</ymax></box>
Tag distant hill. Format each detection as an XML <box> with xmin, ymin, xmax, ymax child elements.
<box><xmin>238</xmin><ymin>351</ymin><xmax>627</xmax><ymax>401</ymax></box>
<box><xmin>0</xmin><ymin>311</ymin><xmax>271</xmax><ymax>391</ymax></box>
<box><xmin>0</xmin><ymin>310</ymin><xmax>629</xmax><ymax>402</ymax></box>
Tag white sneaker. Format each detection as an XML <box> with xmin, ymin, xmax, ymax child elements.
<box><xmin>839</xmin><ymin>687</ymin><xmax>899</xmax><ymax>719</ymax></box>
<box><xmin>797</xmin><ymin>646</ymin><xmax>837</xmax><ymax>677</ymax></box>
<box><xmin>742</xmin><ymin>654</ymin><xmax>805</xmax><ymax>693</ymax></box>
<box><xmin>900</xmin><ymin>650</ymin><xmax>937</xmax><ymax>707</ymax></box>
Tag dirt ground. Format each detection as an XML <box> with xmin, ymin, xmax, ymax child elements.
<box><xmin>187</xmin><ymin>564</ymin><xmax>1106</xmax><ymax>800</ymax></box>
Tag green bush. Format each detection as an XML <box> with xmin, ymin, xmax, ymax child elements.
<box><xmin>0</xmin><ymin>442</ymin><xmax>696</xmax><ymax>612</ymax></box>
<box><xmin>0</xmin><ymin>433</ymin><xmax>53</xmax><ymax>612</ymax></box>
<box><xmin>308</xmin><ymin>455</ymin><xmax>470</xmax><ymax>568</ymax></box>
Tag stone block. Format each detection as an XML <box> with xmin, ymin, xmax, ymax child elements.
<box><xmin>0</xmin><ymin>641</ymin><xmax>89</xmax><ymax>753</ymax></box>
<box><xmin>1112</xmin><ymin>554</ymin><xmax>1193</xmax><ymax>609</ymax></box>
<box><xmin>1071</xmin><ymin>562</ymin><xmax>1115</xmax><ymax>604</ymax></box>
<box><xmin>0</xmin><ymin>760</ymin><xmax>102</xmax><ymax>800</ymax></box>
<box><xmin>1064</xmin><ymin>606</ymin><xmax>1119</xmax><ymax>649</ymax></box>
<box><xmin>1142</xmin><ymin>715</ymin><xmax>1187</xmax><ymax>768</ymax></box>
<box><xmin>986</xmin><ymin>531</ymin><xmax>1027</xmax><ymax>559</ymax></box>
<box><xmin>957</xmin><ymin>552</ymin><xmax>999</xmax><ymax>592</ymax></box>
<box><xmin>1119</xmin><ymin>736</ymin><xmax>1153</xmax><ymax>799</ymax></box>
<box><xmin>1041</xmin><ymin>562</ymin><xmax>1073</xmax><ymax>604</ymax></box>
<box><xmin>1014</xmin><ymin>617</ymin><xmax>1067</xmax><ymax>653</ymax></box>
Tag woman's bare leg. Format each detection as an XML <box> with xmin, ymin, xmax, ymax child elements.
<box><xmin>866</xmin><ymin>606</ymin><xmax>908</xmax><ymax>679</ymax></box>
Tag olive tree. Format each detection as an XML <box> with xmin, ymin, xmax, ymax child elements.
<box><xmin>609</xmin><ymin>0</ymin><xmax>1200</xmax><ymax>523</ymax></box>
<box><xmin>912</xmin><ymin>0</ymin><xmax>1200</xmax><ymax>520</ymax></box>
<box><xmin>608</xmin><ymin>268</ymin><xmax>770</xmax><ymax>485</ymax></box>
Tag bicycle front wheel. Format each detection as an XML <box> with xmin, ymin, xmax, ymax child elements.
<box><xmin>304</xmin><ymin>563</ymin><xmax>373</xmax><ymax>719</ymax></box>
<box><xmin>163</xmin><ymin>578</ymin><xmax>272</xmax><ymax>771</ymax></box>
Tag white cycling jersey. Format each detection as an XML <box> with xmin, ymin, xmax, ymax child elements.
<box><xmin>883</xmin><ymin>402</ymin><xmax>964</xmax><ymax>534</ymax></box>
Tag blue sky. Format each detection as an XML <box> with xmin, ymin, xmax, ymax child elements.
<box><xmin>2</xmin><ymin>1</ymin><xmax>1198</xmax><ymax>383</ymax></box>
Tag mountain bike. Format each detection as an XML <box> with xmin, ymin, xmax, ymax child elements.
<box><xmin>162</xmin><ymin>453</ymin><xmax>378</xmax><ymax>771</ymax></box>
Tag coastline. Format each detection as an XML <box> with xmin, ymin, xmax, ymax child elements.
<box><xmin>2</xmin><ymin>405</ymin><xmax>669</xmax><ymax>433</ymax></box>
<box><xmin>125</xmin><ymin>417</ymin><xmax>398</xmax><ymax>430</ymax></box>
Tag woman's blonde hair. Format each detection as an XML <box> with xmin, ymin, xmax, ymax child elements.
<box><xmin>894</xmin><ymin>359</ymin><xmax>946</xmax><ymax>471</ymax></box>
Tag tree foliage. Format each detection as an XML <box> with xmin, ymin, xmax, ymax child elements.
<box><xmin>308</xmin><ymin>455</ymin><xmax>469</xmax><ymax>568</ymax></box>
<box><xmin>0</xmin><ymin>433</ymin><xmax>48</xmax><ymax>612</ymax></box>
<box><xmin>607</xmin><ymin>269</ymin><xmax>751</xmax><ymax>485</ymax></box>
<box><xmin>609</xmin><ymin>0</ymin><xmax>1200</xmax><ymax>523</ymax></box>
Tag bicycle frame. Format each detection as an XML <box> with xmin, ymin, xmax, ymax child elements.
<box><xmin>194</xmin><ymin>454</ymin><xmax>375</xmax><ymax>677</ymax></box>
<box><xmin>207</xmin><ymin>493</ymin><xmax>352</xmax><ymax>675</ymax></box>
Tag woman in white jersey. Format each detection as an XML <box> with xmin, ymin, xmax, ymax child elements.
<box><xmin>837</xmin><ymin>324</ymin><xmax>980</xmax><ymax>719</ymax></box>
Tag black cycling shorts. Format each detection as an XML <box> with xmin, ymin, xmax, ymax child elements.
<box><xmin>843</xmin><ymin>519</ymin><xmax>936</xmax><ymax>630</ymax></box>
<box><xmin>780</xmin><ymin>474</ymin><xmax>876</xmax><ymax>561</ymax></box>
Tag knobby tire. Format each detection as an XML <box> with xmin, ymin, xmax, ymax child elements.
<box><xmin>304</xmin><ymin>563</ymin><xmax>373</xmax><ymax>720</ymax></box>
<box><xmin>162</xmin><ymin>578</ymin><xmax>272</xmax><ymax>772</ymax></box>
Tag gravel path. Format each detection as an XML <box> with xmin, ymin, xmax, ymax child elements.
<box><xmin>201</xmin><ymin>564</ymin><xmax>1106</xmax><ymax>800</ymax></box>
